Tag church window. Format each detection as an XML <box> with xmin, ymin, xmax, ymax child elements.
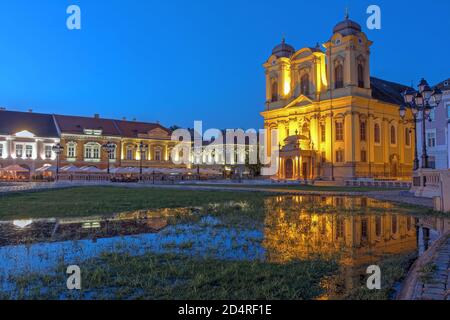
<box><xmin>320</xmin><ymin>124</ymin><xmax>326</xmax><ymax>142</ymax></box>
<box><xmin>390</xmin><ymin>126</ymin><xmax>397</xmax><ymax>145</ymax></box>
<box><xmin>335</xmin><ymin>122</ymin><xmax>344</xmax><ymax>141</ymax></box>
<box><xmin>405</xmin><ymin>128</ymin><xmax>411</xmax><ymax>146</ymax></box>
<box><xmin>358</xmin><ymin>63</ymin><xmax>365</xmax><ymax>88</ymax></box>
<box><xmin>335</xmin><ymin>64</ymin><xmax>343</xmax><ymax>89</ymax></box>
<box><xmin>374</xmin><ymin>124</ymin><xmax>381</xmax><ymax>144</ymax></box>
<box><xmin>360</xmin><ymin>121</ymin><xmax>367</xmax><ymax>141</ymax></box>
<box><xmin>361</xmin><ymin>149</ymin><xmax>367</xmax><ymax>162</ymax></box>
<box><xmin>271</xmin><ymin>81</ymin><xmax>278</xmax><ymax>102</ymax></box>
<box><xmin>300</xmin><ymin>73</ymin><xmax>310</xmax><ymax>95</ymax></box>
<box><xmin>336</xmin><ymin>149</ymin><xmax>344</xmax><ymax>163</ymax></box>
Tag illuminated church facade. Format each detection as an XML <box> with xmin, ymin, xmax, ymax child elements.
<box><xmin>262</xmin><ymin>16</ymin><xmax>415</xmax><ymax>181</ymax></box>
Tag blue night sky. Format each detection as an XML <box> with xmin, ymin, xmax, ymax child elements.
<box><xmin>0</xmin><ymin>0</ymin><xmax>449</xmax><ymax>130</ymax></box>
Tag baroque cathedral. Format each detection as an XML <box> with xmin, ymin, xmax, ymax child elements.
<box><xmin>262</xmin><ymin>15</ymin><xmax>415</xmax><ymax>181</ymax></box>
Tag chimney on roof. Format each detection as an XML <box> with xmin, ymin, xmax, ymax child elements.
<box><xmin>156</xmin><ymin>121</ymin><xmax>160</xmax><ymax>124</ymax></box>
<box><xmin>94</xmin><ymin>114</ymin><xmax>100</xmax><ymax>119</ymax></box>
<box><xmin>0</xmin><ymin>107</ymin><xmax>5</xmax><ymax>111</ymax></box>
<box><xmin>122</xmin><ymin>117</ymin><xmax>126</xmax><ymax>121</ymax></box>
<box><xmin>133</xmin><ymin>117</ymin><xmax>137</xmax><ymax>121</ymax></box>
<box><xmin>28</xmin><ymin>109</ymin><xmax>33</xmax><ymax>113</ymax></box>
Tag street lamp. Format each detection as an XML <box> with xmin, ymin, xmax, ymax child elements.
<box><xmin>102</xmin><ymin>142</ymin><xmax>116</xmax><ymax>174</ymax></box>
<box><xmin>137</xmin><ymin>141</ymin><xmax>148</xmax><ymax>181</ymax></box>
<box><xmin>52</xmin><ymin>143</ymin><xmax>64</xmax><ymax>181</ymax></box>
<box><xmin>401</xmin><ymin>78</ymin><xmax>442</xmax><ymax>169</ymax></box>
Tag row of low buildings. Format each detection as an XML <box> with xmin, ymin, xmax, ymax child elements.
<box><xmin>0</xmin><ymin>110</ymin><xmax>181</xmax><ymax>174</ymax></box>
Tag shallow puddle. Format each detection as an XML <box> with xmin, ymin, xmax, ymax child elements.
<box><xmin>0</xmin><ymin>195</ymin><xmax>449</xmax><ymax>299</ymax></box>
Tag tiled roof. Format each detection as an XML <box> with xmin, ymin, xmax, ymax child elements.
<box><xmin>0</xmin><ymin>110</ymin><xmax>59</xmax><ymax>137</ymax></box>
<box><xmin>370</xmin><ymin>77</ymin><xmax>411</xmax><ymax>105</ymax></box>
<box><xmin>54</xmin><ymin>114</ymin><xmax>122</xmax><ymax>136</ymax></box>
<box><xmin>114</xmin><ymin>120</ymin><xmax>171</xmax><ymax>138</ymax></box>
<box><xmin>371</xmin><ymin>77</ymin><xmax>411</xmax><ymax>105</ymax></box>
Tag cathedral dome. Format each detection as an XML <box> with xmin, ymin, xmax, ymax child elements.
<box><xmin>333</xmin><ymin>14</ymin><xmax>362</xmax><ymax>36</ymax></box>
<box><xmin>272</xmin><ymin>38</ymin><xmax>295</xmax><ymax>58</ymax></box>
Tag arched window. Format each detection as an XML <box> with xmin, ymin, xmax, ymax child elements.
<box><xmin>374</xmin><ymin>124</ymin><xmax>381</xmax><ymax>144</ymax></box>
<box><xmin>391</xmin><ymin>126</ymin><xmax>396</xmax><ymax>145</ymax></box>
<box><xmin>358</xmin><ymin>63</ymin><xmax>364</xmax><ymax>88</ymax></box>
<box><xmin>335</xmin><ymin>64</ymin><xmax>343</xmax><ymax>89</ymax></box>
<box><xmin>84</xmin><ymin>142</ymin><xmax>101</xmax><ymax>160</ymax></box>
<box><xmin>300</xmin><ymin>73</ymin><xmax>310</xmax><ymax>96</ymax></box>
<box><xmin>405</xmin><ymin>128</ymin><xmax>411</xmax><ymax>146</ymax></box>
<box><xmin>271</xmin><ymin>81</ymin><xmax>278</xmax><ymax>102</ymax></box>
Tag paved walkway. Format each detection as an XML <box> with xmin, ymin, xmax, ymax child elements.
<box><xmin>400</xmin><ymin>234</ymin><xmax>450</xmax><ymax>300</ymax></box>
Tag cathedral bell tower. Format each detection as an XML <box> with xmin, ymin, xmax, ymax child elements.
<box><xmin>323</xmin><ymin>13</ymin><xmax>373</xmax><ymax>99</ymax></box>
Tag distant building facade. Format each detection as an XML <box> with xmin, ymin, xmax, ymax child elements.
<box><xmin>416</xmin><ymin>78</ymin><xmax>450</xmax><ymax>169</ymax></box>
<box><xmin>261</xmin><ymin>16</ymin><xmax>415</xmax><ymax>181</ymax></box>
<box><xmin>0</xmin><ymin>110</ymin><xmax>181</xmax><ymax>172</ymax></box>
<box><xmin>0</xmin><ymin>111</ymin><xmax>60</xmax><ymax>172</ymax></box>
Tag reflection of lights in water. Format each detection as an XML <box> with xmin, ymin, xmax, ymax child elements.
<box><xmin>13</xmin><ymin>220</ymin><xmax>33</xmax><ymax>229</ymax></box>
<box><xmin>82</xmin><ymin>222</ymin><xmax>101</xmax><ymax>229</ymax></box>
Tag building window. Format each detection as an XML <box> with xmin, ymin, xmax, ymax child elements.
<box><xmin>336</xmin><ymin>149</ymin><xmax>344</xmax><ymax>163</ymax></box>
<box><xmin>335</xmin><ymin>122</ymin><xmax>344</xmax><ymax>141</ymax></box>
<box><xmin>390</xmin><ymin>126</ymin><xmax>396</xmax><ymax>145</ymax></box>
<box><xmin>429</xmin><ymin>156</ymin><xmax>436</xmax><ymax>169</ymax></box>
<box><xmin>25</xmin><ymin>145</ymin><xmax>33</xmax><ymax>158</ymax></box>
<box><xmin>16</xmin><ymin>145</ymin><xmax>23</xmax><ymax>158</ymax></box>
<box><xmin>405</xmin><ymin>128</ymin><xmax>411</xmax><ymax>147</ymax></box>
<box><xmin>320</xmin><ymin>124</ymin><xmax>326</xmax><ymax>142</ymax></box>
<box><xmin>447</xmin><ymin>104</ymin><xmax>450</xmax><ymax>118</ymax></box>
<box><xmin>374</xmin><ymin>123</ymin><xmax>381</xmax><ymax>144</ymax></box>
<box><xmin>300</xmin><ymin>73</ymin><xmax>310</xmax><ymax>95</ymax></box>
<box><xmin>361</xmin><ymin>149</ymin><xmax>367</xmax><ymax>162</ymax></box>
<box><xmin>0</xmin><ymin>144</ymin><xmax>3</xmax><ymax>158</ymax></box>
<box><xmin>375</xmin><ymin>216</ymin><xmax>382</xmax><ymax>237</ymax></box>
<box><xmin>45</xmin><ymin>145</ymin><xmax>52</xmax><ymax>159</ymax></box>
<box><xmin>358</xmin><ymin>64</ymin><xmax>364</xmax><ymax>88</ymax></box>
<box><xmin>85</xmin><ymin>143</ymin><xmax>100</xmax><ymax>159</ymax></box>
<box><xmin>392</xmin><ymin>216</ymin><xmax>398</xmax><ymax>234</ymax></box>
<box><xmin>126</xmin><ymin>146</ymin><xmax>134</xmax><ymax>160</ymax></box>
<box><xmin>155</xmin><ymin>148</ymin><xmax>162</xmax><ymax>161</ymax></box>
<box><xmin>271</xmin><ymin>81</ymin><xmax>278</xmax><ymax>102</ymax></box>
<box><xmin>109</xmin><ymin>145</ymin><xmax>117</xmax><ymax>160</ymax></box>
<box><xmin>427</xmin><ymin>131</ymin><xmax>436</xmax><ymax>148</ymax></box>
<box><xmin>335</xmin><ymin>64</ymin><xmax>343</xmax><ymax>89</ymax></box>
<box><xmin>360</xmin><ymin>121</ymin><xmax>366</xmax><ymax>141</ymax></box>
<box><xmin>67</xmin><ymin>143</ymin><xmax>76</xmax><ymax>158</ymax></box>
<box><xmin>336</xmin><ymin>217</ymin><xmax>345</xmax><ymax>239</ymax></box>
<box><xmin>361</xmin><ymin>218</ymin><xmax>368</xmax><ymax>241</ymax></box>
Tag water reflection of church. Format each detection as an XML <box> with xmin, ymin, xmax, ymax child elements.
<box><xmin>262</xmin><ymin>196</ymin><xmax>418</xmax><ymax>296</ymax></box>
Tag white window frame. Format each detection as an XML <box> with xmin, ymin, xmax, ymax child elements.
<box><xmin>84</xmin><ymin>142</ymin><xmax>101</xmax><ymax>162</ymax></box>
<box><xmin>0</xmin><ymin>143</ymin><xmax>3</xmax><ymax>158</ymax></box>
<box><xmin>67</xmin><ymin>142</ymin><xmax>77</xmax><ymax>160</ymax></box>
<box><xmin>16</xmin><ymin>144</ymin><xmax>23</xmax><ymax>158</ymax></box>
<box><xmin>44</xmin><ymin>145</ymin><xmax>52</xmax><ymax>159</ymax></box>
<box><xmin>426</xmin><ymin>129</ymin><xmax>436</xmax><ymax>148</ymax></box>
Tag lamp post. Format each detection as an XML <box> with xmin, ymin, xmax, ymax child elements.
<box><xmin>52</xmin><ymin>143</ymin><xmax>64</xmax><ymax>182</ymax></box>
<box><xmin>102</xmin><ymin>142</ymin><xmax>116</xmax><ymax>174</ymax></box>
<box><xmin>137</xmin><ymin>141</ymin><xmax>148</xmax><ymax>181</ymax></box>
<box><xmin>401</xmin><ymin>78</ymin><xmax>442</xmax><ymax>169</ymax></box>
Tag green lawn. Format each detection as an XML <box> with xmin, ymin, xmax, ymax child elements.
<box><xmin>0</xmin><ymin>187</ymin><xmax>271</xmax><ymax>220</ymax></box>
<box><xmin>5</xmin><ymin>252</ymin><xmax>338</xmax><ymax>300</ymax></box>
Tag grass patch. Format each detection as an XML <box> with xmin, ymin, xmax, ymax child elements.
<box><xmin>343</xmin><ymin>253</ymin><xmax>417</xmax><ymax>300</ymax></box>
<box><xmin>0</xmin><ymin>187</ymin><xmax>272</xmax><ymax>220</ymax></box>
<box><xmin>5</xmin><ymin>252</ymin><xmax>339</xmax><ymax>300</ymax></box>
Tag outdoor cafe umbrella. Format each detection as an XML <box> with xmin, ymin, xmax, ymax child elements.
<box><xmin>2</xmin><ymin>165</ymin><xmax>30</xmax><ymax>173</ymax></box>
